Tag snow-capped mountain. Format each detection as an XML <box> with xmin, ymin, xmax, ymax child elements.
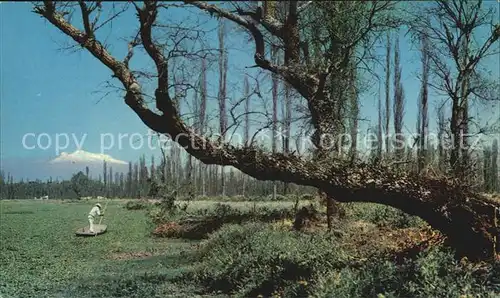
<box><xmin>1</xmin><ymin>150</ymin><xmax>129</xmax><ymax>181</ymax></box>
<box><xmin>50</xmin><ymin>150</ymin><xmax>127</xmax><ymax>165</ymax></box>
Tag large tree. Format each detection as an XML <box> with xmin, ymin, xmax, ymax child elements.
<box><xmin>417</xmin><ymin>31</ymin><xmax>430</xmax><ymax>174</ymax></box>
<box><xmin>392</xmin><ymin>33</ymin><xmax>405</xmax><ymax>163</ymax></box>
<box><xmin>33</xmin><ymin>1</ymin><xmax>499</xmax><ymax>259</ymax></box>
<box><xmin>217</xmin><ymin>19</ymin><xmax>228</xmax><ymax>197</ymax></box>
<box><xmin>199</xmin><ymin>58</ymin><xmax>208</xmax><ymax>197</ymax></box>
<box><xmin>409</xmin><ymin>0</ymin><xmax>500</xmax><ymax>178</ymax></box>
<box><xmin>271</xmin><ymin>44</ymin><xmax>279</xmax><ymax>201</ymax></box>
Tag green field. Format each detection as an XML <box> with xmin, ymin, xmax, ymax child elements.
<box><xmin>0</xmin><ymin>200</ymin><xmax>199</xmax><ymax>298</ymax></box>
<box><xmin>2</xmin><ymin>199</ymin><xmax>498</xmax><ymax>297</ymax></box>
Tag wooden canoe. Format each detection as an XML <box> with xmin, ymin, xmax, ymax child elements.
<box><xmin>75</xmin><ymin>224</ymin><xmax>107</xmax><ymax>236</ymax></box>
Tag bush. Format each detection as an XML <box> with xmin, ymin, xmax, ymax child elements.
<box><xmin>152</xmin><ymin>222</ymin><xmax>183</xmax><ymax>238</ymax></box>
<box><xmin>315</xmin><ymin>247</ymin><xmax>499</xmax><ymax>298</ymax></box>
<box><xmin>265</xmin><ymin>194</ymin><xmax>288</xmax><ymax>201</ymax></box>
<box><xmin>345</xmin><ymin>203</ymin><xmax>424</xmax><ymax>229</ymax></box>
<box><xmin>299</xmin><ymin>193</ymin><xmax>315</xmax><ymax>201</ymax></box>
<box><xmin>151</xmin><ymin>203</ymin><xmax>299</xmax><ymax>240</ymax></box>
<box><xmin>149</xmin><ymin>207</ymin><xmax>178</xmax><ymax>225</ymax></box>
<box><xmin>231</xmin><ymin>195</ymin><xmax>247</xmax><ymax>201</ymax></box>
<box><xmin>187</xmin><ymin>224</ymin><xmax>499</xmax><ymax>298</ymax></box>
<box><xmin>190</xmin><ymin>223</ymin><xmax>348</xmax><ymax>297</ymax></box>
<box><xmin>125</xmin><ymin>200</ymin><xmax>149</xmax><ymax>210</ymax></box>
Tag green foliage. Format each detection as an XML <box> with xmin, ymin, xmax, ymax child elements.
<box><xmin>125</xmin><ymin>200</ymin><xmax>149</xmax><ymax>210</ymax></box>
<box><xmin>231</xmin><ymin>194</ymin><xmax>247</xmax><ymax>201</ymax></box>
<box><xmin>159</xmin><ymin>193</ymin><xmax>176</xmax><ymax>212</ymax></box>
<box><xmin>3</xmin><ymin>199</ymin><xmax>499</xmax><ymax>298</ymax></box>
<box><xmin>186</xmin><ymin>194</ymin><xmax>310</xmax><ymax>202</ymax></box>
<box><xmin>151</xmin><ymin>203</ymin><xmax>298</xmax><ymax>240</ymax></box>
<box><xmin>70</xmin><ymin>171</ymin><xmax>90</xmax><ymax>198</ymax></box>
<box><xmin>345</xmin><ymin>203</ymin><xmax>424</xmax><ymax>229</ymax></box>
<box><xmin>318</xmin><ymin>247</ymin><xmax>499</xmax><ymax>297</ymax></box>
<box><xmin>268</xmin><ymin>194</ymin><xmax>287</xmax><ymax>201</ymax></box>
<box><xmin>190</xmin><ymin>223</ymin><xmax>348</xmax><ymax>297</ymax></box>
<box><xmin>189</xmin><ymin>223</ymin><xmax>499</xmax><ymax>297</ymax></box>
<box><xmin>299</xmin><ymin>193</ymin><xmax>316</xmax><ymax>201</ymax></box>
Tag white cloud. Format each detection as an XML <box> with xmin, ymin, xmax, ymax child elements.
<box><xmin>50</xmin><ymin>149</ymin><xmax>127</xmax><ymax>165</ymax></box>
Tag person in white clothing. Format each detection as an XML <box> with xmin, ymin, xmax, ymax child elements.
<box><xmin>88</xmin><ymin>203</ymin><xmax>104</xmax><ymax>233</ymax></box>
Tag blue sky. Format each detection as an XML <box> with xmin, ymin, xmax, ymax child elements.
<box><xmin>1</xmin><ymin>1</ymin><xmax>498</xmax><ymax>180</ymax></box>
<box><xmin>0</xmin><ymin>2</ymin><xmax>256</xmax><ymax>164</ymax></box>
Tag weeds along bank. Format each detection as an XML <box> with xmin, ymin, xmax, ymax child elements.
<box><xmin>187</xmin><ymin>223</ymin><xmax>500</xmax><ymax>297</ymax></box>
<box><xmin>143</xmin><ymin>197</ymin><xmax>500</xmax><ymax>297</ymax></box>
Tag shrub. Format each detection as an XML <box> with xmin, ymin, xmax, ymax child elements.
<box><xmin>125</xmin><ymin>200</ymin><xmax>149</xmax><ymax>210</ymax></box>
<box><xmin>299</xmin><ymin>193</ymin><xmax>315</xmax><ymax>201</ymax></box>
<box><xmin>151</xmin><ymin>204</ymin><xmax>296</xmax><ymax>240</ymax></box>
<box><xmin>187</xmin><ymin>223</ymin><xmax>499</xmax><ymax>298</ymax></box>
<box><xmin>345</xmin><ymin>203</ymin><xmax>424</xmax><ymax>229</ymax></box>
<box><xmin>152</xmin><ymin>222</ymin><xmax>183</xmax><ymax>238</ymax></box>
<box><xmin>148</xmin><ymin>206</ymin><xmax>175</xmax><ymax>225</ymax></box>
<box><xmin>190</xmin><ymin>223</ymin><xmax>348</xmax><ymax>297</ymax></box>
<box><xmin>208</xmin><ymin>196</ymin><xmax>231</xmax><ymax>202</ymax></box>
<box><xmin>195</xmin><ymin>195</ymin><xmax>210</xmax><ymax>201</ymax></box>
<box><xmin>316</xmin><ymin>247</ymin><xmax>498</xmax><ymax>298</ymax></box>
<box><xmin>231</xmin><ymin>195</ymin><xmax>247</xmax><ymax>201</ymax></box>
<box><xmin>158</xmin><ymin>193</ymin><xmax>176</xmax><ymax>212</ymax></box>
<box><xmin>275</xmin><ymin>194</ymin><xmax>287</xmax><ymax>201</ymax></box>
<box><xmin>265</xmin><ymin>194</ymin><xmax>288</xmax><ymax>201</ymax></box>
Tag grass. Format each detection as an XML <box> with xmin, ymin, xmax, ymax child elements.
<box><xmin>0</xmin><ymin>199</ymin><xmax>313</xmax><ymax>297</ymax></box>
<box><xmin>0</xmin><ymin>199</ymin><xmax>198</xmax><ymax>298</ymax></box>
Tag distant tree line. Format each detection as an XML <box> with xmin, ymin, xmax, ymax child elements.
<box><xmin>0</xmin><ymin>153</ymin><xmax>317</xmax><ymax>200</ymax></box>
<box><xmin>1</xmin><ymin>138</ymin><xmax>498</xmax><ymax>200</ymax></box>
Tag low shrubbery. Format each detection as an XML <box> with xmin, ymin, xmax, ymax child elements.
<box><xmin>299</xmin><ymin>193</ymin><xmax>316</xmax><ymax>201</ymax></box>
<box><xmin>175</xmin><ymin>194</ymin><xmax>315</xmax><ymax>202</ymax></box>
<box><xmin>188</xmin><ymin>223</ymin><xmax>349</xmax><ymax>297</ymax></box>
<box><xmin>151</xmin><ymin>203</ymin><xmax>299</xmax><ymax>239</ymax></box>
<box><xmin>345</xmin><ymin>202</ymin><xmax>425</xmax><ymax>229</ymax></box>
<box><xmin>187</xmin><ymin>223</ymin><xmax>500</xmax><ymax>297</ymax></box>
<box><xmin>125</xmin><ymin>200</ymin><xmax>149</xmax><ymax>210</ymax></box>
<box><xmin>265</xmin><ymin>194</ymin><xmax>288</xmax><ymax>201</ymax></box>
<box><xmin>141</xmin><ymin>197</ymin><xmax>500</xmax><ymax>297</ymax></box>
<box><xmin>316</xmin><ymin>246</ymin><xmax>500</xmax><ymax>297</ymax></box>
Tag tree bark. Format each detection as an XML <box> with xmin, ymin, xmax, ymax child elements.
<box><xmin>200</xmin><ymin>58</ymin><xmax>208</xmax><ymax>197</ymax></box>
<box><xmin>393</xmin><ymin>33</ymin><xmax>404</xmax><ymax>164</ymax></box>
<box><xmin>384</xmin><ymin>32</ymin><xmax>391</xmax><ymax>156</ymax></box>
<box><xmin>218</xmin><ymin>20</ymin><xmax>228</xmax><ymax>197</ymax></box>
<box><xmin>271</xmin><ymin>45</ymin><xmax>279</xmax><ymax>201</ymax></box>
<box><xmin>418</xmin><ymin>33</ymin><xmax>429</xmax><ymax>174</ymax></box>
<box><xmin>243</xmin><ymin>74</ymin><xmax>251</xmax><ymax>197</ymax></box>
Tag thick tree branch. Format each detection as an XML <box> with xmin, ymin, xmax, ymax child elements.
<box><xmin>135</xmin><ymin>2</ymin><xmax>172</xmax><ymax>114</ymax></box>
<box><xmin>186</xmin><ymin>1</ymin><xmax>319</xmax><ymax>99</ymax></box>
<box><xmin>236</xmin><ymin>7</ymin><xmax>283</xmax><ymax>39</ymax></box>
<box><xmin>283</xmin><ymin>1</ymin><xmax>300</xmax><ymax>65</ymax></box>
